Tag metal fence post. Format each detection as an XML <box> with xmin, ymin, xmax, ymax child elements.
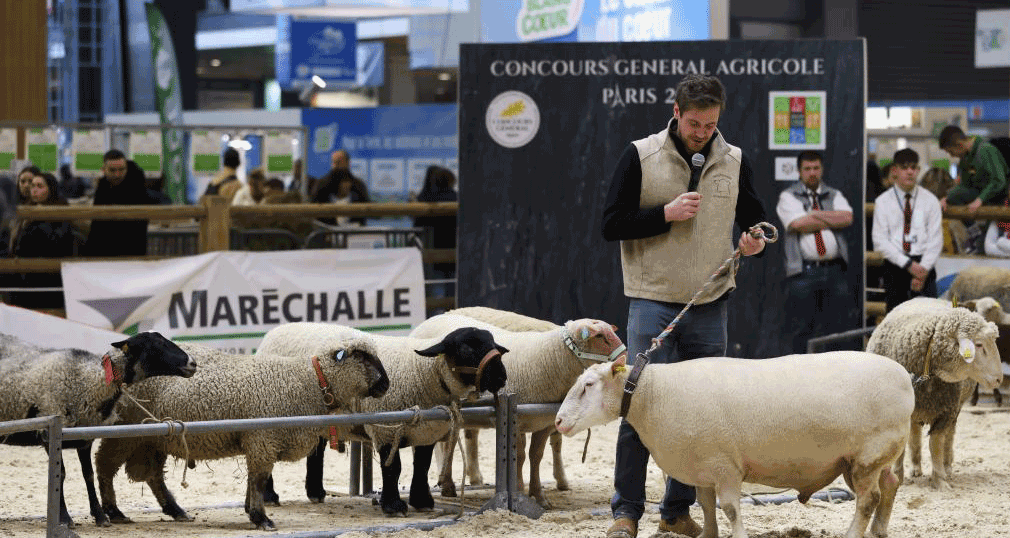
<box><xmin>45</xmin><ymin>415</ymin><xmax>77</xmax><ymax>538</ymax></box>
<box><xmin>349</xmin><ymin>441</ymin><xmax>361</xmax><ymax>496</ymax></box>
<box><xmin>479</xmin><ymin>393</ymin><xmax>543</xmax><ymax>518</ymax></box>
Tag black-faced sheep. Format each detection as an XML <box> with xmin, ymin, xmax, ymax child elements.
<box><xmin>94</xmin><ymin>337</ymin><xmax>388</xmax><ymax>531</ymax></box>
<box><xmin>555</xmin><ymin>352</ymin><xmax>914</xmax><ymax>538</ymax></box>
<box><xmin>410</xmin><ymin>310</ymin><xmax>625</xmax><ymax>508</ymax></box>
<box><xmin>0</xmin><ymin>332</ymin><xmax>196</xmax><ymax>528</ymax></box>
<box><xmin>866</xmin><ymin>296</ymin><xmax>1003</xmax><ymax>490</ymax></box>
<box><xmin>255</xmin><ymin>323</ymin><xmax>508</xmax><ymax>516</ymax></box>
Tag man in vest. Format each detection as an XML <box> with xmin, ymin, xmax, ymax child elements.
<box><xmin>601</xmin><ymin>74</ymin><xmax>767</xmax><ymax>538</ymax></box>
<box><xmin>776</xmin><ymin>151</ymin><xmax>856</xmax><ymax>354</ymax></box>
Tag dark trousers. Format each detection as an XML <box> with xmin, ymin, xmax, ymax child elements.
<box><xmin>782</xmin><ymin>259</ymin><xmax>856</xmax><ymax>354</ymax></box>
<box><xmin>612</xmin><ymin>297</ymin><xmax>728</xmax><ymax>522</ymax></box>
<box><xmin>882</xmin><ymin>256</ymin><xmax>937</xmax><ymax>312</ymax></box>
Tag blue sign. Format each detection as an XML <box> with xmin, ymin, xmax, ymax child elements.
<box><xmin>480</xmin><ymin>0</ymin><xmax>709</xmax><ymax>43</ymax></box>
<box><xmin>276</xmin><ymin>16</ymin><xmax>356</xmax><ymax>89</ymax></box>
<box><xmin>301</xmin><ymin>105</ymin><xmax>458</xmax><ymax>203</ymax></box>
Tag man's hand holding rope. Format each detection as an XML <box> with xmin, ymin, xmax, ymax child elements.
<box><xmin>738</xmin><ymin>227</ymin><xmax>766</xmax><ymax>256</ymax></box>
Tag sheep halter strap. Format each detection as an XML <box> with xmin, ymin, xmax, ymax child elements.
<box><xmin>562</xmin><ymin>332</ymin><xmax>627</xmax><ymax>364</ymax></box>
<box><xmin>311</xmin><ymin>356</ymin><xmax>343</xmax><ymax>450</ymax></box>
<box><xmin>619</xmin><ymin>222</ymin><xmax>778</xmax><ymax>418</ymax></box>
<box><xmin>449</xmin><ymin>348</ymin><xmax>502</xmax><ymax>392</ymax></box>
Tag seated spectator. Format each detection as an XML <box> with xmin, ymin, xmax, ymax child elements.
<box><xmin>15</xmin><ymin>165</ymin><xmax>38</xmax><ymax>207</ymax></box>
<box><xmin>58</xmin><ymin>163</ymin><xmax>91</xmax><ymax>199</ymax></box>
<box><xmin>204</xmin><ymin>147</ymin><xmax>241</xmax><ymax>199</ymax></box>
<box><xmin>984</xmin><ymin>221</ymin><xmax>1010</xmax><ymax>258</ymax></box>
<box><xmin>920</xmin><ymin>166</ymin><xmax>969</xmax><ymax>254</ymax></box>
<box><xmin>231</xmin><ymin>167</ymin><xmax>267</xmax><ymax>206</ymax></box>
<box><xmin>287</xmin><ymin>158</ymin><xmax>316</xmax><ymax>196</ymax></box>
<box><xmin>263</xmin><ymin>178</ymin><xmax>286</xmax><ymax>201</ymax></box>
<box><xmin>146</xmin><ymin>174</ymin><xmax>173</xmax><ymax>205</ymax></box>
<box><xmin>8</xmin><ymin>172</ymin><xmax>76</xmax><ymax>309</ymax></box>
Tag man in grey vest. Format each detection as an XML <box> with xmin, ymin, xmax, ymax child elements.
<box><xmin>601</xmin><ymin>74</ymin><xmax>767</xmax><ymax>538</ymax></box>
<box><xmin>776</xmin><ymin>150</ymin><xmax>855</xmax><ymax>354</ymax></box>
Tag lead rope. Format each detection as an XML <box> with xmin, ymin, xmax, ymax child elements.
<box><xmin>620</xmin><ymin>222</ymin><xmax>778</xmax><ymax>418</ymax></box>
<box><xmin>119</xmin><ymin>390</ymin><xmax>193</xmax><ymax>488</ymax></box>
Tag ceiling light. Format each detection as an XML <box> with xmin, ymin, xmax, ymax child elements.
<box><xmin>438</xmin><ymin>72</ymin><xmax>451</xmax><ymax>81</ymax></box>
<box><xmin>210</xmin><ymin>58</ymin><xmax>221</xmax><ymax>67</ymax></box>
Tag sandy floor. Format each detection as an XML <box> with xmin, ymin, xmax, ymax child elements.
<box><xmin>1</xmin><ymin>401</ymin><xmax>1008</xmax><ymax>538</ymax></box>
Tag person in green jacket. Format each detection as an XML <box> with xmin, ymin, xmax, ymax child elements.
<box><xmin>938</xmin><ymin>125</ymin><xmax>1009</xmax><ymax>213</ymax></box>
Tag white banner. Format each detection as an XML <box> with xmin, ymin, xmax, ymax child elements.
<box><xmin>62</xmin><ymin>249</ymin><xmax>425</xmax><ymax>354</ymax></box>
<box><xmin>975</xmin><ymin>9</ymin><xmax>1010</xmax><ymax>68</ymax></box>
<box><xmin>0</xmin><ymin>303</ymin><xmax>124</xmax><ymax>355</ymax></box>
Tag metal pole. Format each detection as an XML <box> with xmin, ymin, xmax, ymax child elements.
<box><xmin>362</xmin><ymin>443</ymin><xmax>373</xmax><ymax>494</ymax></box>
<box><xmin>349</xmin><ymin>441</ymin><xmax>361</xmax><ymax>496</ymax></box>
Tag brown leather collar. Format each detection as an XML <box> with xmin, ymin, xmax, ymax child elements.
<box><xmin>619</xmin><ymin>352</ymin><xmax>650</xmax><ymax>418</ymax></box>
<box><xmin>450</xmin><ymin>349</ymin><xmax>502</xmax><ymax>392</ymax></box>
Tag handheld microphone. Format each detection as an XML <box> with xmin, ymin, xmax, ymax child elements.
<box><xmin>687</xmin><ymin>153</ymin><xmax>705</xmax><ymax>192</ymax></box>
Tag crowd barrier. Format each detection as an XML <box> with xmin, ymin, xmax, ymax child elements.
<box><xmin>0</xmin><ymin>393</ymin><xmax>550</xmax><ymax>538</ymax></box>
<box><xmin>1</xmin><ymin>198</ymin><xmax>458</xmax><ymax>316</ymax></box>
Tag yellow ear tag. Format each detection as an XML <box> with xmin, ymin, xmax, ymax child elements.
<box><xmin>613</xmin><ymin>365</ymin><xmax>627</xmax><ymax>373</ymax></box>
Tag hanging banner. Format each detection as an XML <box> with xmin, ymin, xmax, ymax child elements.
<box><xmin>145</xmin><ymin>3</ymin><xmax>186</xmax><ymax>203</ymax></box>
<box><xmin>62</xmin><ymin>249</ymin><xmax>426</xmax><ymax>353</ymax></box>
<box><xmin>26</xmin><ymin>127</ymin><xmax>58</xmax><ymax>172</ymax></box>
<box><xmin>264</xmin><ymin>131</ymin><xmax>294</xmax><ymax>173</ymax></box>
<box><xmin>0</xmin><ymin>303</ymin><xmax>124</xmax><ymax>356</ymax></box>
<box><xmin>276</xmin><ymin>16</ymin><xmax>357</xmax><ymax>89</ymax></box>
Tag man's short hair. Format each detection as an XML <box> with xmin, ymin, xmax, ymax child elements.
<box><xmin>674</xmin><ymin>74</ymin><xmax>726</xmax><ymax>114</ymax></box>
<box><xmin>893</xmin><ymin>148</ymin><xmax>919</xmax><ymax>166</ymax></box>
<box><xmin>796</xmin><ymin>151</ymin><xmax>822</xmax><ymax>169</ymax></box>
<box><xmin>223</xmin><ymin>148</ymin><xmax>241</xmax><ymax>169</ymax></box>
<box><xmin>103</xmin><ymin>149</ymin><xmax>126</xmax><ymax>162</ymax></box>
<box><xmin>938</xmin><ymin>125</ymin><xmax>966</xmax><ymax>149</ymax></box>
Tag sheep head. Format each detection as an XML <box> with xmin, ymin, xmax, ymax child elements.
<box><xmin>415</xmin><ymin>327</ymin><xmax>509</xmax><ymax>395</ymax></box>
<box><xmin>316</xmin><ymin>337</ymin><xmax>389</xmax><ymax>402</ymax></box>
<box><xmin>555</xmin><ymin>354</ymin><xmax>629</xmax><ymax>436</ymax></box>
<box><xmin>110</xmin><ymin>332</ymin><xmax>196</xmax><ymax>384</ymax></box>
<box><xmin>563</xmin><ymin>319</ymin><xmax>627</xmax><ymax>367</ymax></box>
<box><xmin>934</xmin><ymin>310</ymin><xmax>1003</xmax><ymax>390</ymax></box>
<box><xmin>962</xmin><ymin>296</ymin><xmax>1010</xmax><ymax>324</ymax></box>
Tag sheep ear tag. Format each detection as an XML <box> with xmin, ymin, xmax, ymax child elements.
<box><xmin>958</xmin><ymin>338</ymin><xmax>976</xmax><ymax>363</ymax></box>
<box><xmin>334</xmin><ymin>350</ymin><xmax>346</xmax><ymax>362</ymax></box>
<box><xmin>611</xmin><ymin>354</ymin><xmax>628</xmax><ymax>375</ymax></box>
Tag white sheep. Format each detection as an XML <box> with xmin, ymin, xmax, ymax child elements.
<box><xmin>94</xmin><ymin>336</ymin><xmax>389</xmax><ymax>531</ymax></box>
<box><xmin>554</xmin><ymin>351</ymin><xmax>914</xmax><ymax>538</ymax></box>
<box><xmin>947</xmin><ymin>265</ymin><xmax>1010</xmax><ymax>310</ymax></box>
<box><xmin>256</xmin><ymin>322</ymin><xmax>509</xmax><ymax>516</ymax></box>
<box><xmin>866</xmin><ymin>296</ymin><xmax>1004</xmax><ymax>490</ymax></box>
<box><xmin>0</xmin><ymin>332</ymin><xmax>196</xmax><ymax>528</ymax></box>
<box><xmin>410</xmin><ymin>310</ymin><xmax>624</xmax><ymax>508</ymax></box>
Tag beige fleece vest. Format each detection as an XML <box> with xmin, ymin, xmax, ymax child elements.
<box><xmin>621</xmin><ymin>124</ymin><xmax>742</xmax><ymax>304</ymax></box>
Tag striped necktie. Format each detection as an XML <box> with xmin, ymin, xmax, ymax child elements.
<box><xmin>810</xmin><ymin>190</ymin><xmax>826</xmax><ymax>257</ymax></box>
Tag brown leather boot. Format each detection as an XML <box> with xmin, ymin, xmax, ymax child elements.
<box><xmin>606</xmin><ymin>516</ymin><xmax>638</xmax><ymax>538</ymax></box>
<box><xmin>658</xmin><ymin>513</ymin><xmax>702</xmax><ymax>537</ymax></box>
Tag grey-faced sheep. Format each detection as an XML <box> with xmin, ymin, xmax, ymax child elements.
<box><xmin>256</xmin><ymin>322</ymin><xmax>508</xmax><ymax>516</ymax></box>
<box><xmin>554</xmin><ymin>352</ymin><xmax>915</xmax><ymax>538</ymax></box>
<box><xmin>945</xmin><ymin>268</ymin><xmax>1010</xmax><ymax>406</ymax></box>
<box><xmin>410</xmin><ymin>310</ymin><xmax>625</xmax><ymax>508</ymax></box>
<box><xmin>94</xmin><ymin>336</ymin><xmax>389</xmax><ymax>531</ymax></box>
<box><xmin>0</xmin><ymin>332</ymin><xmax>196</xmax><ymax>528</ymax></box>
<box><xmin>866</xmin><ymin>296</ymin><xmax>1003</xmax><ymax>490</ymax></box>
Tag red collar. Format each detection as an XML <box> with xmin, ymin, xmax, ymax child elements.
<box><xmin>102</xmin><ymin>354</ymin><xmax>123</xmax><ymax>386</ymax></box>
<box><xmin>312</xmin><ymin>355</ymin><xmax>344</xmax><ymax>451</ymax></box>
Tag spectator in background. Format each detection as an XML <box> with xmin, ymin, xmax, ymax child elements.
<box><xmin>776</xmin><ymin>151</ymin><xmax>856</xmax><ymax>353</ymax></box>
<box><xmin>58</xmin><ymin>163</ymin><xmax>90</xmax><ymax>199</ymax></box>
<box><xmin>204</xmin><ymin>147</ymin><xmax>241</xmax><ymax>199</ymax></box>
<box><xmin>920</xmin><ymin>166</ymin><xmax>968</xmax><ymax>254</ymax></box>
<box><xmin>938</xmin><ymin>125</ymin><xmax>1010</xmax><ymax>213</ymax></box>
<box><xmin>287</xmin><ymin>158</ymin><xmax>316</xmax><ymax>197</ymax></box>
<box><xmin>232</xmin><ymin>167</ymin><xmax>268</xmax><ymax>206</ymax></box>
<box><xmin>414</xmin><ymin>165</ymin><xmax>458</xmax><ymax>311</ymax></box>
<box><xmin>8</xmin><ymin>172</ymin><xmax>75</xmax><ymax>309</ymax></box>
<box><xmin>872</xmin><ymin>148</ymin><xmax>943</xmax><ymax>312</ymax></box>
<box><xmin>866</xmin><ymin>156</ymin><xmax>884</xmax><ymax>201</ymax></box>
<box><xmin>15</xmin><ymin>165</ymin><xmax>37</xmax><ymax>207</ymax></box>
<box><xmin>311</xmin><ymin>149</ymin><xmax>371</xmax><ymax>226</ymax></box>
<box><xmin>83</xmin><ymin>150</ymin><xmax>155</xmax><ymax>257</ymax></box>
<box><xmin>145</xmin><ymin>174</ymin><xmax>173</xmax><ymax>205</ymax></box>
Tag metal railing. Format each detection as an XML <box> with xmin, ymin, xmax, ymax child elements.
<box><xmin>1</xmin><ymin>394</ymin><xmax>557</xmax><ymax>538</ymax></box>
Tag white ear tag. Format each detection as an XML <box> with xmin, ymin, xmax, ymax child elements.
<box><xmin>958</xmin><ymin>338</ymin><xmax>975</xmax><ymax>363</ymax></box>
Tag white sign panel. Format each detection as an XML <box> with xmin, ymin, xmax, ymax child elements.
<box><xmin>976</xmin><ymin>9</ymin><xmax>1010</xmax><ymax>68</ymax></box>
<box><xmin>62</xmin><ymin>249</ymin><xmax>425</xmax><ymax>354</ymax></box>
<box><xmin>0</xmin><ymin>303</ymin><xmax>124</xmax><ymax>356</ymax></box>
<box><xmin>774</xmin><ymin>157</ymin><xmax>799</xmax><ymax>181</ymax></box>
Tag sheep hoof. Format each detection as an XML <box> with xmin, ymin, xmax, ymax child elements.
<box><xmin>441</xmin><ymin>482</ymin><xmax>458</xmax><ymax>498</ymax></box>
<box><xmin>308</xmin><ymin>495</ymin><xmax>326</xmax><ymax>504</ymax></box>
<box><xmin>929</xmin><ymin>477</ymin><xmax>952</xmax><ymax>491</ymax></box>
<box><xmin>172</xmin><ymin>513</ymin><xmax>195</xmax><ymax>522</ymax></box>
<box><xmin>381</xmin><ymin>499</ymin><xmax>409</xmax><ymax>517</ymax></box>
<box><xmin>103</xmin><ymin>507</ymin><xmax>132</xmax><ymax>524</ymax></box>
<box><xmin>255</xmin><ymin>519</ymin><xmax>277</xmax><ymax>531</ymax></box>
<box><xmin>555</xmin><ymin>479</ymin><xmax>570</xmax><ymax>492</ymax></box>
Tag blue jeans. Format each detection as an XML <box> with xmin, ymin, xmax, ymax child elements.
<box><xmin>782</xmin><ymin>261</ymin><xmax>857</xmax><ymax>354</ymax></box>
<box><xmin>612</xmin><ymin>296</ymin><xmax>728</xmax><ymax>522</ymax></box>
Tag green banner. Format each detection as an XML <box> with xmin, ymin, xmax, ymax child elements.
<box><xmin>145</xmin><ymin>4</ymin><xmax>185</xmax><ymax>203</ymax></box>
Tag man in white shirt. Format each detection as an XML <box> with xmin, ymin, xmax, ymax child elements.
<box><xmin>872</xmin><ymin>148</ymin><xmax>943</xmax><ymax>312</ymax></box>
<box><xmin>776</xmin><ymin>151</ymin><xmax>855</xmax><ymax>354</ymax></box>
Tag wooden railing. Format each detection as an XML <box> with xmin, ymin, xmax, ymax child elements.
<box><xmin>2</xmin><ymin>198</ymin><xmax>459</xmax><ymax>315</ymax></box>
